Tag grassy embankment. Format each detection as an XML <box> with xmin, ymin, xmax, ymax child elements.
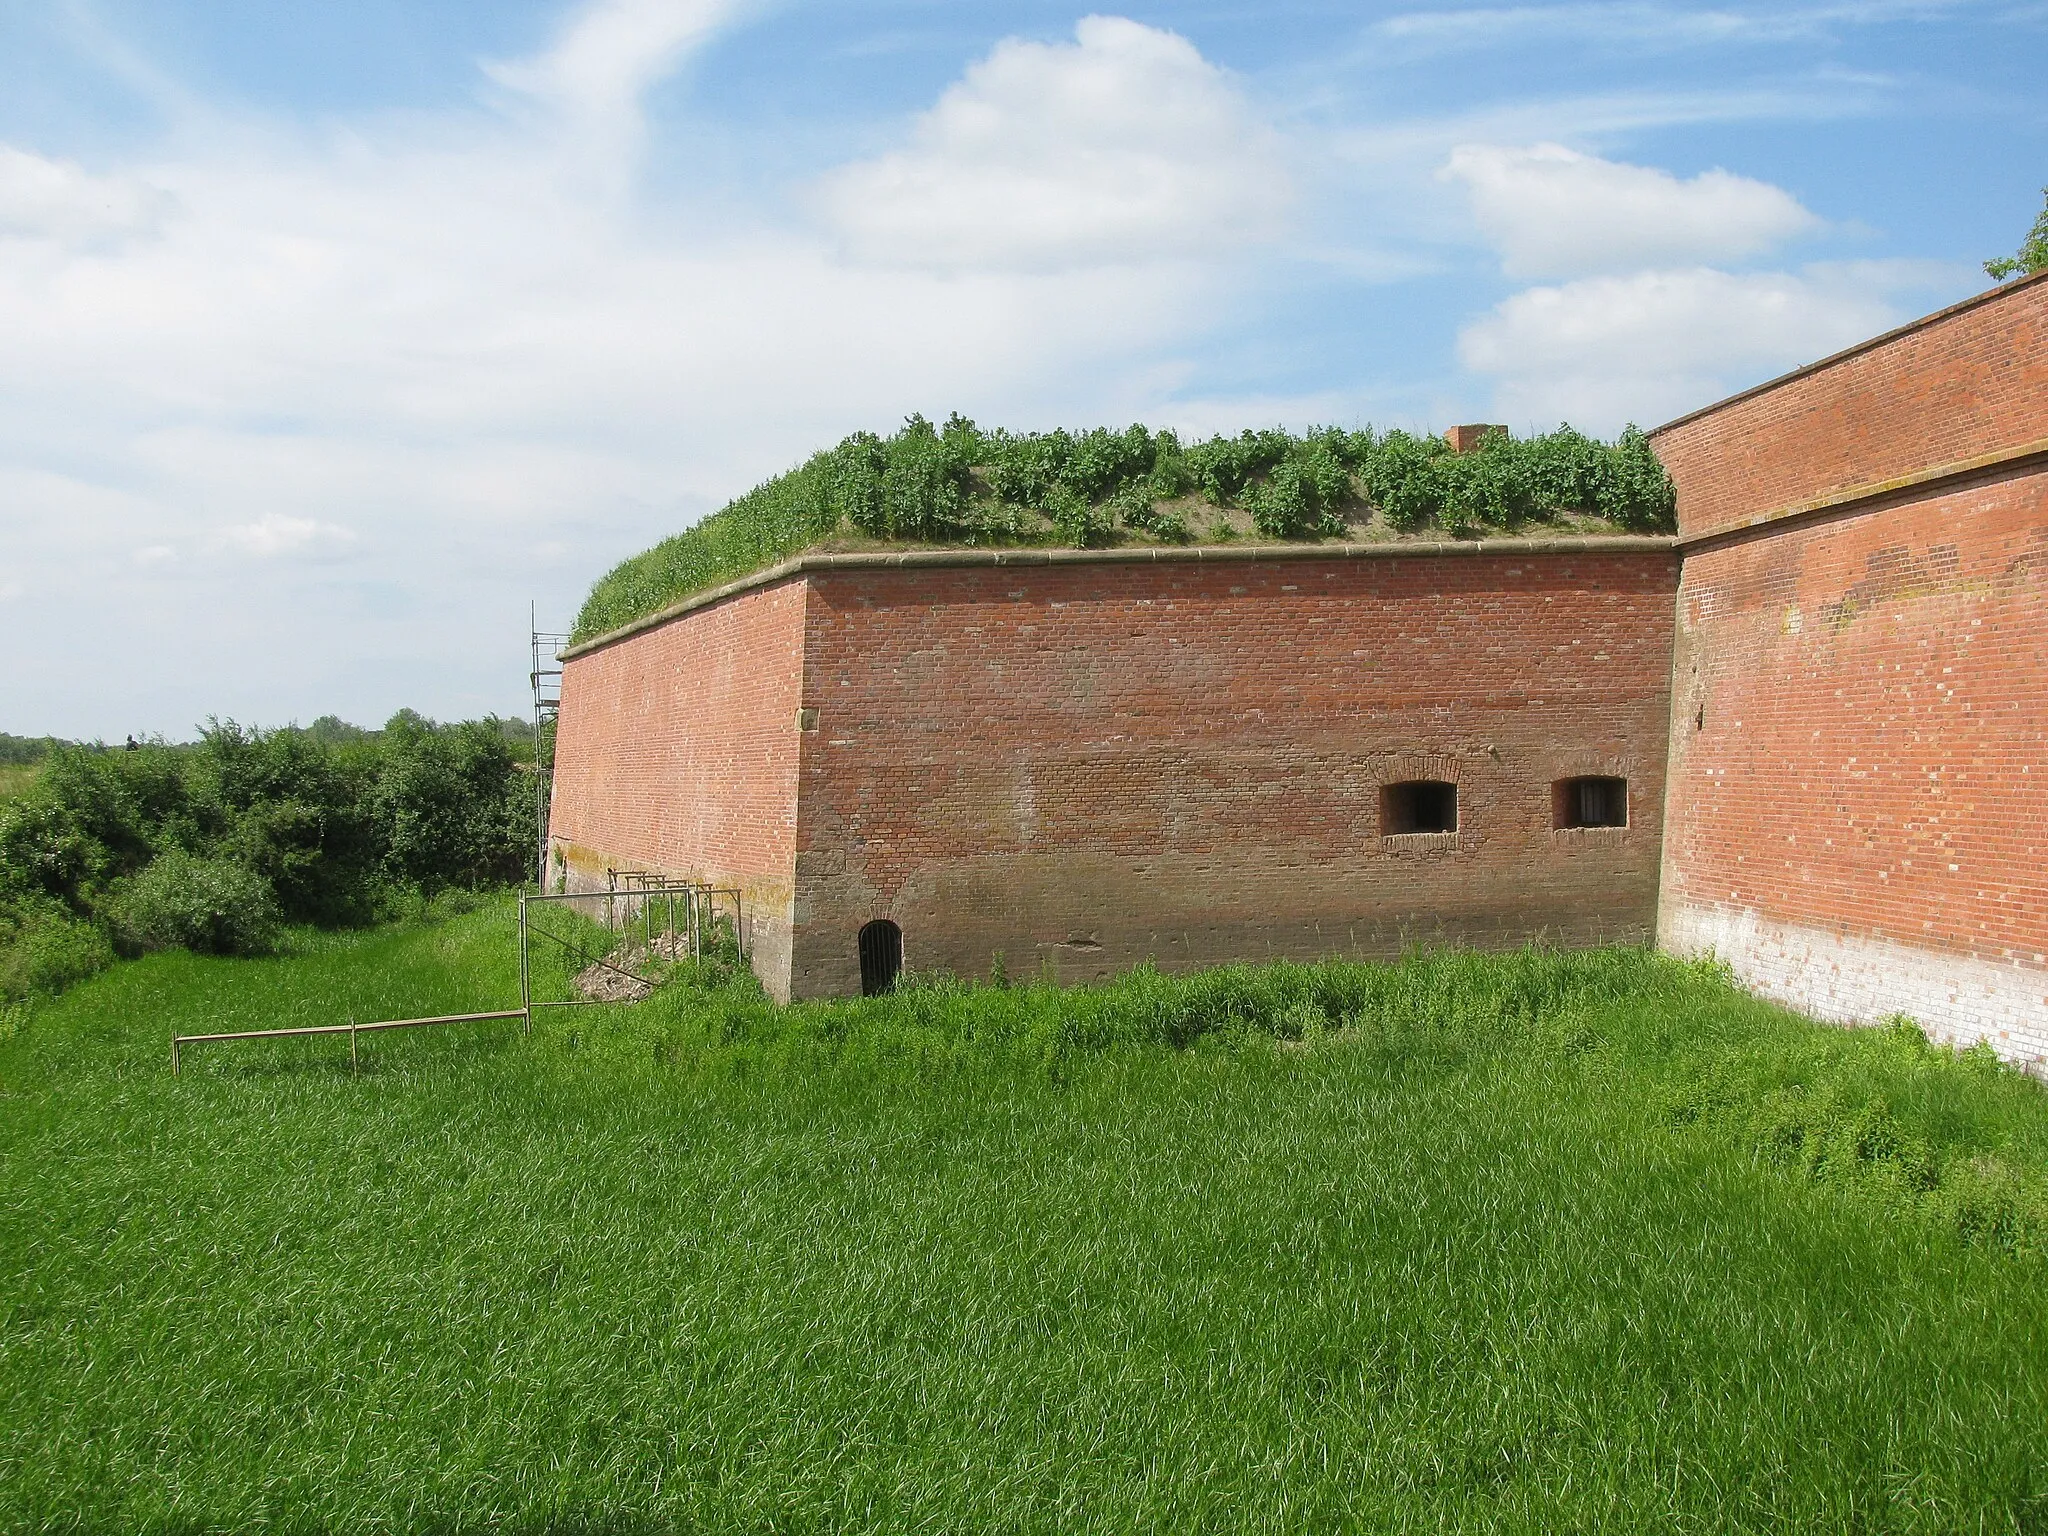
<box><xmin>4</xmin><ymin>902</ymin><xmax>2047</xmax><ymax>1531</ymax></box>
<box><xmin>0</xmin><ymin>765</ymin><xmax>38</xmax><ymax>800</ymax></box>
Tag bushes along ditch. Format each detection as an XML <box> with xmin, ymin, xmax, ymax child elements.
<box><xmin>0</xmin><ymin>713</ymin><xmax>530</xmax><ymax>1002</ymax></box>
<box><xmin>575</xmin><ymin>417</ymin><xmax>1678</xmax><ymax>641</ymax></box>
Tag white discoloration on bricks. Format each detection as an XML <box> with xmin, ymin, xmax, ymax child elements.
<box><xmin>1663</xmin><ymin>902</ymin><xmax>2048</xmax><ymax>1071</ymax></box>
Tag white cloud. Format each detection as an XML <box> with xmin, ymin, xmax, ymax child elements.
<box><xmin>485</xmin><ymin>0</ymin><xmax>748</xmax><ymax>144</ymax></box>
<box><xmin>1456</xmin><ymin>261</ymin><xmax>1950</xmax><ymax>427</ymax></box>
<box><xmin>0</xmin><ymin>145</ymin><xmax>173</xmax><ymax>247</ymax></box>
<box><xmin>815</xmin><ymin>16</ymin><xmax>1290</xmax><ymax>271</ymax></box>
<box><xmin>219</xmin><ymin>515</ymin><xmax>358</xmax><ymax>558</ymax></box>
<box><xmin>0</xmin><ymin>4</ymin><xmax>1971</xmax><ymax>737</ymax></box>
<box><xmin>1441</xmin><ymin>142</ymin><xmax>1821</xmax><ymax>278</ymax></box>
<box><xmin>1373</xmin><ymin>1</ymin><xmax>1962</xmax><ymax>55</ymax></box>
<box><xmin>0</xmin><ymin>12</ymin><xmax>1267</xmax><ymax>738</ymax></box>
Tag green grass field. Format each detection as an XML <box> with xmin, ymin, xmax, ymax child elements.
<box><xmin>4</xmin><ymin>900</ymin><xmax>2046</xmax><ymax>1532</ymax></box>
<box><xmin>0</xmin><ymin>764</ymin><xmax>40</xmax><ymax>800</ymax></box>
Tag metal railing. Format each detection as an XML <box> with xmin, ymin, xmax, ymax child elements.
<box><xmin>518</xmin><ymin>880</ymin><xmax>744</xmax><ymax>1013</ymax></box>
<box><xmin>171</xmin><ymin>1008</ymin><xmax>529</xmax><ymax>1076</ymax></box>
<box><xmin>169</xmin><ymin>875</ymin><xmax>749</xmax><ymax>1074</ymax></box>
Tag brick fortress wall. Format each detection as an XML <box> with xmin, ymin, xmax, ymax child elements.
<box><xmin>788</xmin><ymin>546</ymin><xmax>1677</xmax><ymax>998</ymax></box>
<box><xmin>548</xmin><ymin>579</ymin><xmax>808</xmax><ymax>996</ymax></box>
<box><xmin>1654</xmin><ymin>272</ymin><xmax>2048</xmax><ymax>1065</ymax></box>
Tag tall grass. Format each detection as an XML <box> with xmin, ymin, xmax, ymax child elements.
<box><xmin>3</xmin><ymin>907</ymin><xmax>2045</xmax><ymax>1531</ymax></box>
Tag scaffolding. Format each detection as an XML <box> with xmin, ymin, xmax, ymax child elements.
<box><xmin>530</xmin><ymin>608</ymin><xmax>570</xmax><ymax>890</ymax></box>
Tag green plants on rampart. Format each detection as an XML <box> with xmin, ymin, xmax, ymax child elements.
<box><xmin>1985</xmin><ymin>184</ymin><xmax>2048</xmax><ymax>279</ymax></box>
<box><xmin>573</xmin><ymin>417</ymin><xmax>1679</xmax><ymax>641</ymax></box>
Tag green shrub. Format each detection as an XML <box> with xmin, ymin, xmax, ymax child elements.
<box><xmin>1064</xmin><ymin>425</ymin><xmax>1156</xmax><ymax>500</ymax></box>
<box><xmin>1522</xmin><ymin>424</ymin><xmax>1611</xmax><ymax>512</ymax></box>
<box><xmin>1045</xmin><ymin>485</ymin><xmax>1112</xmax><ymax>548</ymax></box>
<box><xmin>0</xmin><ymin>746</ymin><xmax>189</xmax><ymax>911</ymax></box>
<box><xmin>1146</xmin><ymin>430</ymin><xmax>1192</xmax><ymax>499</ymax></box>
<box><xmin>1115</xmin><ymin>484</ymin><xmax>1192</xmax><ymax>543</ymax></box>
<box><xmin>1243</xmin><ymin>440</ymin><xmax>1349</xmax><ymax>537</ymax></box>
<box><xmin>372</xmin><ymin>716</ymin><xmax>528</xmax><ymax>895</ymax></box>
<box><xmin>106</xmin><ymin>850</ymin><xmax>279</xmax><ymax>958</ymax></box>
<box><xmin>1362</xmin><ymin>430</ymin><xmax>1449</xmax><ymax>531</ymax></box>
<box><xmin>0</xmin><ymin>732</ymin><xmax>66</xmax><ymax>768</ymax></box>
<box><xmin>0</xmin><ymin>899</ymin><xmax>112</xmax><ymax>1002</ymax></box>
<box><xmin>1183</xmin><ymin>429</ymin><xmax>1293</xmax><ymax>505</ymax></box>
<box><xmin>0</xmin><ymin>713</ymin><xmax>531</xmax><ymax>1000</ymax></box>
<box><xmin>195</xmin><ymin>719</ymin><xmax>381</xmax><ymax>926</ymax></box>
<box><xmin>1600</xmin><ymin>425</ymin><xmax>1680</xmax><ymax>532</ymax></box>
<box><xmin>984</xmin><ymin>428</ymin><xmax>1071</xmax><ymax>509</ymax></box>
<box><xmin>1436</xmin><ymin>431</ymin><xmax>1535</xmax><ymax>529</ymax></box>
<box><xmin>876</xmin><ymin>415</ymin><xmax>971</xmax><ymax>540</ymax></box>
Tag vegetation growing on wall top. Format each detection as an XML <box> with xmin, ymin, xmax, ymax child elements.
<box><xmin>572</xmin><ymin>418</ymin><xmax>1678</xmax><ymax>642</ymax></box>
<box><xmin>1984</xmin><ymin>184</ymin><xmax>2048</xmax><ymax>280</ymax></box>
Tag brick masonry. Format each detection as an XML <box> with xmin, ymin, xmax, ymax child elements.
<box><xmin>790</xmin><ymin>553</ymin><xmax>1677</xmax><ymax>996</ymax></box>
<box><xmin>1654</xmin><ymin>273</ymin><xmax>2048</xmax><ymax>1066</ymax></box>
<box><xmin>550</xmin><ymin>274</ymin><xmax>2046</xmax><ymax>1057</ymax></box>
<box><xmin>547</xmin><ymin>577</ymin><xmax>807</xmax><ymax>991</ymax></box>
<box><xmin>555</xmin><ymin>545</ymin><xmax>1677</xmax><ymax>1000</ymax></box>
<box><xmin>1653</xmin><ymin>271</ymin><xmax>2047</xmax><ymax>540</ymax></box>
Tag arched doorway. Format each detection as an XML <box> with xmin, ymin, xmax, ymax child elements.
<box><xmin>857</xmin><ymin>919</ymin><xmax>902</xmax><ymax>997</ymax></box>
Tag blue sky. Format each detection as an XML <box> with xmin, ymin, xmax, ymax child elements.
<box><xmin>1</xmin><ymin>0</ymin><xmax>2041</xmax><ymax>738</ymax></box>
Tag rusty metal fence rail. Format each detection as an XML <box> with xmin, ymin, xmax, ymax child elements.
<box><xmin>169</xmin><ymin>877</ymin><xmax>748</xmax><ymax>1074</ymax></box>
<box><xmin>171</xmin><ymin>1008</ymin><xmax>529</xmax><ymax>1076</ymax></box>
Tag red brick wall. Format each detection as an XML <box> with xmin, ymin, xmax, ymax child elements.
<box><xmin>549</xmin><ymin>580</ymin><xmax>808</xmax><ymax>995</ymax></box>
<box><xmin>789</xmin><ymin>551</ymin><xmax>1677</xmax><ymax>997</ymax></box>
<box><xmin>1654</xmin><ymin>274</ymin><xmax>2048</xmax><ymax>540</ymax></box>
<box><xmin>1655</xmin><ymin>276</ymin><xmax>2048</xmax><ymax>1063</ymax></box>
<box><xmin>1660</xmin><ymin>471</ymin><xmax>2048</xmax><ymax>1059</ymax></box>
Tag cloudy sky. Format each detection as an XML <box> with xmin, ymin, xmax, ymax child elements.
<box><xmin>2</xmin><ymin>0</ymin><xmax>2041</xmax><ymax>738</ymax></box>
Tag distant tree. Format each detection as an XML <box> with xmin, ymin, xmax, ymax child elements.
<box><xmin>0</xmin><ymin>733</ymin><xmax>68</xmax><ymax>767</ymax></box>
<box><xmin>302</xmin><ymin>715</ymin><xmax>373</xmax><ymax>745</ymax></box>
<box><xmin>1985</xmin><ymin>185</ymin><xmax>2048</xmax><ymax>280</ymax></box>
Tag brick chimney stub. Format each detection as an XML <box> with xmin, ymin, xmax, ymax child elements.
<box><xmin>1445</xmin><ymin>424</ymin><xmax>1509</xmax><ymax>453</ymax></box>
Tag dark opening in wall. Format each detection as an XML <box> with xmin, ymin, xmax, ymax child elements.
<box><xmin>858</xmin><ymin>919</ymin><xmax>903</xmax><ymax>996</ymax></box>
<box><xmin>1382</xmin><ymin>780</ymin><xmax>1457</xmax><ymax>835</ymax></box>
<box><xmin>1555</xmin><ymin>776</ymin><xmax>1628</xmax><ymax>829</ymax></box>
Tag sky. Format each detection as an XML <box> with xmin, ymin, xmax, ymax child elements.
<box><xmin>1</xmin><ymin>0</ymin><xmax>2042</xmax><ymax>739</ymax></box>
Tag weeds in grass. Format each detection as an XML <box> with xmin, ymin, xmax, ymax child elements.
<box><xmin>1656</xmin><ymin>1015</ymin><xmax>2048</xmax><ymax>1256</ymax></box>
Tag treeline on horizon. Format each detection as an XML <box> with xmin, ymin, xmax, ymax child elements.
<box><xmin>0</xmin><ymin>714</ymin><xmax>537</xmax><ymax>762</ymax></box>
<box><xmin>0</xmin><ymin>712</ymin><xmax>537</xmax><ymax>1008</ymax></box>
<box><xmin>576</xmin><ymin>417</ymin><xmax>1679</xmax><ymax>641</ymax></box>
